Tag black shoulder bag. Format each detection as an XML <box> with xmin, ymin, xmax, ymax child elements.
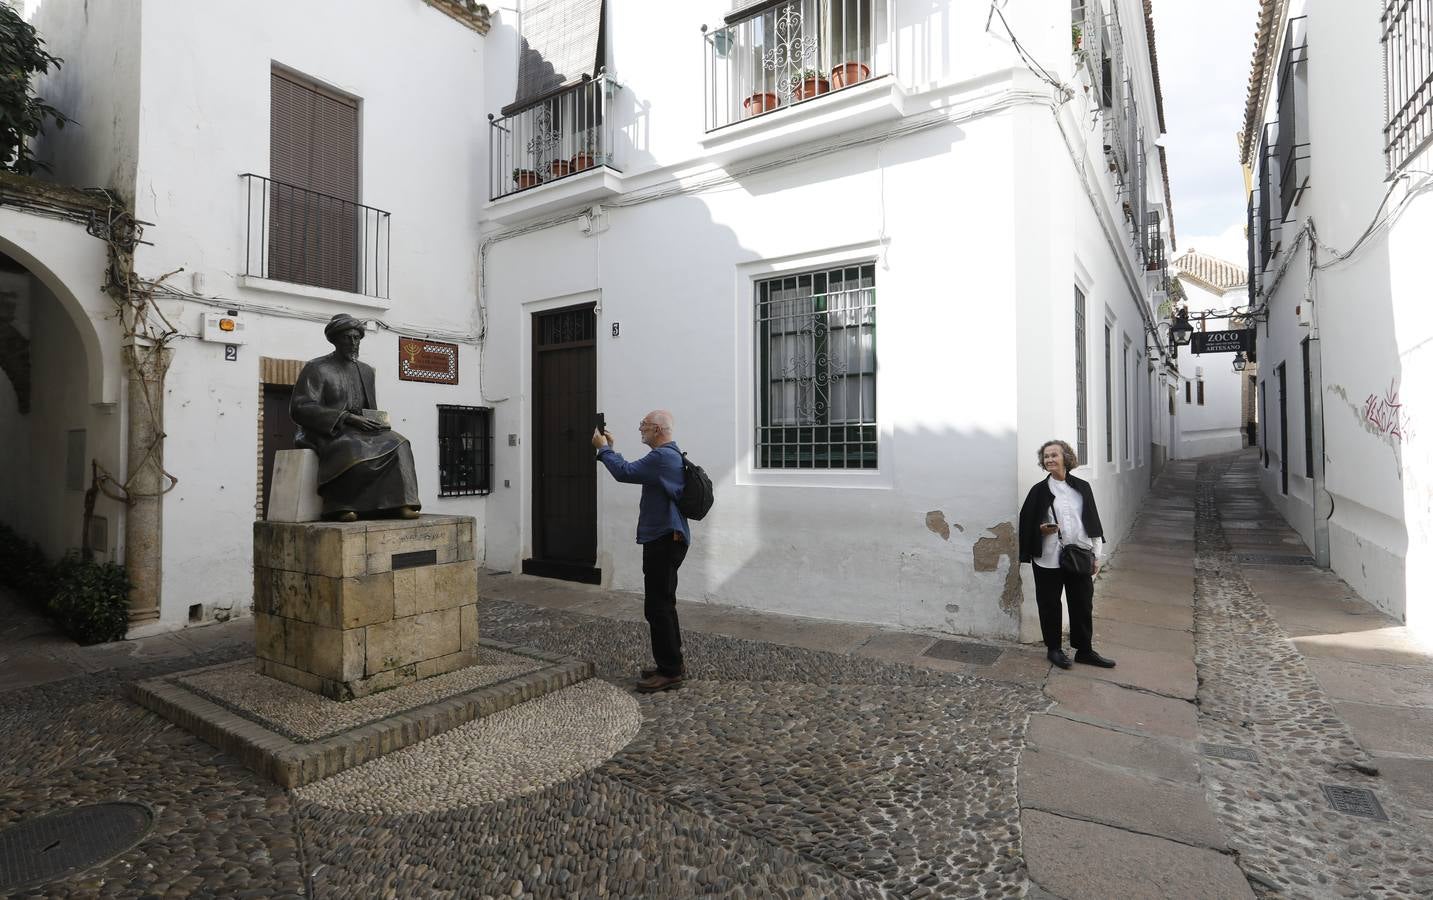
<box><xmin>1049</xmin><ymin>502</ymin><xmax>1097</xmax><ymax>575</ymax></box>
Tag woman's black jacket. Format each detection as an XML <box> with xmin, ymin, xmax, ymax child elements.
<box><xmin>1018</xmin><ymin>473</ymin><xmax>1104</xmax><ymax>563</ymax></box>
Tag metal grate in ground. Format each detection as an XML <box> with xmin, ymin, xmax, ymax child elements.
<box><xmin>1235</xmin><ymin>554</ymin><xmax>1315</xmax><ymax>566</ymax></box>
<box><xmin>1199</xmin><ymin>742</ymin><xmax>1260</xmax><ymax>763</ymax></box>
<box><xmin>922</xmin><ymin>639</ymin><xmax>1003</xmax><ymax>666</ymax></box>
<box><xmin>1321</xmin><ymin>785</ymin><xmax>1388</xmax><ymax>821</ymax></box>
<box><xmin>0</xmin><ymin>802</ymin><xmax>153</xmax><ymax>893</ymax></box>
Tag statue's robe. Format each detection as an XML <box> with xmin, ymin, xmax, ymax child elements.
<box><xmin>290</xmin><ymin>352</ymin><xmax>420</xmax><ymax>517</ymax></box>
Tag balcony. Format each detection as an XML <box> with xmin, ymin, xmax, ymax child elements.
<box><xmin>703</xmin><ymin>0</ymin><xmax>890</xmax><ymax>133</ymax></box>
<box><xmin>242</xmin><ymin>174</ymin><xmax>390</xmax><ymax>302</ymax></box>
<box><xmin>489</xmin><ymin>73</ymin><xmax>619</xmax><ymax>202</ymax></box>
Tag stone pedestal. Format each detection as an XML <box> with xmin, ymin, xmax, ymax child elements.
<box><xmin>252</xmin><ymin>515</ymin><xmax>478</xmax><ymax>700</ymax></box>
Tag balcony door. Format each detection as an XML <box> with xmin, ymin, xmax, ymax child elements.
<box><xmin>525</xmin><ymin>305</ymin><xmax>599</xmax><ymax>584</ymax></box>
<box><xmin>269</xmin><ymin>69</ymin><xmax>359</xmax><ymax>292</ymax></box>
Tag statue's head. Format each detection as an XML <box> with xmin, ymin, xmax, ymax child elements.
<box><xmin>324</xmin><ymin>314</ymin><xmax>367</xmax><ymax>361</ymax></box>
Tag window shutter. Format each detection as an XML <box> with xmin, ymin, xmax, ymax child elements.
<box><xmin>269</xmin><ymin>70</ymin><xmax>360</xmax><ymax>292</ymax></box>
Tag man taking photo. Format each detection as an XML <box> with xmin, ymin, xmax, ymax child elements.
<box><xmin>592</xmin><ymin>410</ymin><xmax>690</xmax><ymax>693</ymax></box>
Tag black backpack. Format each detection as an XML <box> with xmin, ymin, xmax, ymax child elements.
<box><xmin>668</xmin><ymin>448</ymin><xmax>714</xmax><ymax>521</ymax></box>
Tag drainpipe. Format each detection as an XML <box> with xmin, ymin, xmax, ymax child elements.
<box><xmin>1307</xmin><ymin>233</ymin><xmax>1331</xmax><ymax>568</ymax></box>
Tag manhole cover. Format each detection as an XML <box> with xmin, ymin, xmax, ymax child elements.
<box><xmin>0</xmin><ymin>802</ymin><xmax>153</xmax><ymax>892</ymax></box>
<box><xmin>922</xmin><ymin>640</ymin><xmax>1002</xmax><ymax>666</ymax></box>
<box><xmin>1200</xmin><ymin>742</ymin><xmax>1259</xmax><ymax>762</ymax></box>
<box><xmin>1236</xmin><ymin>554</ymin><xmax>1315</xmax><ymax>566</ymax></box>
<box><xmin>1322</xmin><ymin>784</ymin><xmax>1387</xmax><ymax>821</ymax></box>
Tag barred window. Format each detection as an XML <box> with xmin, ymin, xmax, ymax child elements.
<box><xmin>757</xmin><ymin>263</ymin><xmax>876</xmax><ymax>468</ymax></box>
<box><xmin>437</xmin><ymin>405</ymin><xmax>492</xmax><ymax>496</ymax></box>
<box><xmin>1383</xmin><ymin>0</ymin><xmax>1433</xmax><ymax>174</ymax></box>
<box><xmin>1104</xmin><ymin>322</ymin><xmax>1114</xmax><ymax>464</ymax></box>
<box><xmin>1074</xmin><ymin>287</ymin><xmax>1088</xmax><ymax>464</ymax></box>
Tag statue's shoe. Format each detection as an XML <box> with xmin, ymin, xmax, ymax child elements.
<box><xmin>332</xmin><ymin>511</ymin><xmax>359</xmax><ymax>523</ymax></box>
<box><xmin>398</xmin><ymin>506</ymin><xmax>420</xmax><ymax>519</ymax></box>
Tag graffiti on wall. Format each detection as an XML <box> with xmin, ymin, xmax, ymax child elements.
<box><xmin>1363</xmin><ymin>379</ymin><xmax>1413</xmax><ymax>444</ymax></box>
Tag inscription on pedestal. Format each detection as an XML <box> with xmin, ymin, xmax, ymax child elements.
<box><xmin>253</xmin><ymin>515</ymin><xmax>479</xmax><ymax>700</ymax></box>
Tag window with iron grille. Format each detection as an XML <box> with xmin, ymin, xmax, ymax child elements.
<box><xmin>757</xmin><ymin>264</ymin><xmax>876</xmax><ymax>469</ymax></box>
<box><xmin>1104</xmin><ymin>322</ymin><xmax>1114</xmax><ymax>464</ymax></box>
<box><xmin>1383</xmin><ymin>0</ymin><xmax>1433</xmax><ymax>174</ymax></box>
<box><xmin>1186</xmin><ymin>380</ymin><xmax>1192</xmax><ymax>404</ymax></box>
<box><xmin>1122</xmin><ymin>337</ymin><xmax>1132</xmax><ymax>462</ymax></box>
<box><xmin>1197</xmin><ymin>379</ymin><xmax>1205</xmax><ymax>406</ymax></box>
<box><xmin>1276</xmin><ymin>18</ymin><xmax>1310</xmax><ymax>219</ymax></box>
<box><xmin>438</xmin><ymin>405</ymin><xmax>493</xmax><ymax>496</ymax></box>
<box><xmin>1075</xmin><ymin>287</ymin><xmax>1088</xmax><ymax>464</ymax></box>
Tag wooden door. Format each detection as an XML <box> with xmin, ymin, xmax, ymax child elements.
<box><xmin>1277</xmin><ymin>364</ymin><xmax>1288</xmax><ymax>495</ymax></box>
<box><xmin>525</xmin><ymin>305</ymin><xmax>599</xmax><ymax>583</ymax></box>
<box><xmin>261</xmin><ymin>384</ymin><xmax>297</xmax><ymax>518</ymax></box>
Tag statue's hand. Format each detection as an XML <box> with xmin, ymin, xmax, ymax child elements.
<box><xmin>347</xmin><ymin>413</ymin><xmax>386</xmax><ymax>432</ymax></box>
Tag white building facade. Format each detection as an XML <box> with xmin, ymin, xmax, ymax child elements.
<box><xmin>1241</xmin><ymin>0</ymin><xmax>1432</xmax><ymax>639</ymax></box>
<box><xmin>3</xmin><ymin>0</ymin><xmax>494</xmax><ymax>632</ymax></box>
<box><xmin>477</xmin><ymin>0</ymin><xmax>1176</xmax><ymax>639</ymax></box>
<box><xmin>1170</xmin><ymin>250</ymin><xmax>1251</xmax><ymax>459</ymax></box>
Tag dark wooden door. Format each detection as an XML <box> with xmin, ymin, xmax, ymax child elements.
<box><xmin>525</xmin><ymin>305</ymin><xmax>598</xmax><ymax>583</ymax></box>
<box><xmin>262</xmin><ymin>384</ymin><xmax>297</xmax><ymax>518</ymax></box>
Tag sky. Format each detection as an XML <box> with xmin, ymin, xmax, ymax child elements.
<box><xmin>1152</xmin><ymin>0</ymin><xmax>1263</xmax><ymax>265</ymax></box>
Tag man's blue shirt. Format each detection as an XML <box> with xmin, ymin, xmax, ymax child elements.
<box><xmin>596</xmin><ymin>441</ymin><xmax>691</xmax><ymax>544</ymax></box>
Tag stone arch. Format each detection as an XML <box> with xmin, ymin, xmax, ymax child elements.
<box><xmin>0</xmin><ymin>210</ymin><xmax>120</xmax><ymax>408</ymax></box>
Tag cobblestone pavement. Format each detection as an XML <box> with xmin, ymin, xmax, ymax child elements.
<box><xmin>3</xmin><ymin>450</ymin><xmax>1431</xmax><ymax>897</ymax></box>
<box><xmin>1193</xmin><ymin>456</ymin><xmax>1433</xmax><ymax>898</ymax></box>
<box><xmin>0</xmin><ymin>593</ymin><xmax>1047</xmax><ymax>897</ymax></box>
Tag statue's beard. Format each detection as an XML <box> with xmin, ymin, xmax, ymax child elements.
<box><xmin>339</xmin><ymin>347</ymin><xmax>360</xmax><ymax>361</ymax></box>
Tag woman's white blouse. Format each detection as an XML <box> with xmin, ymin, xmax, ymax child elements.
<box><xmin>1033</xmin><ymin>475</ymin><xmax>1104</xmax><ymax>569</ymax></box>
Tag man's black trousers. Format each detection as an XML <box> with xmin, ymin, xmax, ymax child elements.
<box><xmin>641</xmin><ymin>532</ymin><xmax>688</xmax><ymax>676</ymax></box>
<box><xmin>1032</xmin><ymin>562</ymin><xmax>1094</xmax><ymax>651</ymax></box>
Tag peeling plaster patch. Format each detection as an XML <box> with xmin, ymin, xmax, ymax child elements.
<box><xmin>944</xmin><ymin>604</ymin><xmax>960</xmax><ymax>614</ymax></box>
<box><xmin>973</xmin><ymin>522</ymin><xmax>1022</xmax><ymax>618</ymax></box>
<box><xmin>925</xmin><ymin>510</ymin><xmax>951</xmax><ymax>541</ymax></box>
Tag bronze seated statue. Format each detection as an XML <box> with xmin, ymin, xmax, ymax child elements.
<box><xmin>291</xmin><ymin>314</ymin><xmax>421</xmax><ymax>522</ymax></box>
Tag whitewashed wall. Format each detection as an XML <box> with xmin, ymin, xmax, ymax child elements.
<box><xmin>1248</xmin><ymin>0</ymin><xmax>1423</xmax><ymax>631</ymax></box>
<box><xmin>26</xmin><ymin>0</ymin><xmax>491</xmax><ymax>628</ymax></box>
<box><xmin>480</xmin><ymin>0</ymin><xmax>1163</xmax><ymax>637</ymax></box>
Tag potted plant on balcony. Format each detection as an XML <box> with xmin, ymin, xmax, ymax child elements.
<box><xmin>791</xmin><ymin>68</ymin><xmax>831</xmax><ymax>102</ymax></box>
<box><xmin>743</xmin><ymin>91</ymin><xmax>780</xmax><ymax>117</ymax></box>
<box><xmin>831</xmin><ymin>60</ymin><xmax>870</xmax><ymax>89</ymax></box>
<box><xmin>546</xmin><ymin>158</ymin><xmax>574</xmax><ymax>179</ymax></box>
<box><xmin>1072</xmin><ymin>24</ymin><xmax>1083</xmax><ymax>52</ymax></box>
<box><xmin>512</xmin><ymin>168</ymin><xmax>541</xmax><ymax>190</ymax></box>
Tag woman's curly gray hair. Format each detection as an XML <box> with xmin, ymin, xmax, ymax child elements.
<box><xmin>1037</xmin><ymin>439</ymin><xmax>1078</xmax><ymax>471</ymax></box>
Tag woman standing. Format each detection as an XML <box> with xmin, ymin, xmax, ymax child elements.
<box><xmin>1018</xmin><ymin>440</ymin><xmax>1117</xmax><ymax>670</ymax></box>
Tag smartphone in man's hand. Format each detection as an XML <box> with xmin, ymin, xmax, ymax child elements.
<box><xmin>595</xmin><ymin>412</ymin><xmax>606</xmax><ymax>433</ymax></box>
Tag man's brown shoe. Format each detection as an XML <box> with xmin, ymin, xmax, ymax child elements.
<box><xmin>635</xmin><ymin>672</ymin><xmax>684</xmax><ymax>693</ymax></box>
<box><xmin>640</xmin><ymin>665</ymin><xmax>686</xmax><ymax>679</ymax></box>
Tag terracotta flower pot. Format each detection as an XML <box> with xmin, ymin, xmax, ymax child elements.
<box><xmin>793</xmin><ymin>77</ymin><xmax>831</xmax><ymax>102</ymax></box>
<box><xmin>512</xmin><ymin>169</ymin><xmax>541</xmax><ymax>190</ymax></box>
<box><xmin>547</xmin><ymin>159</ymin><xmax>573</xmax><ymax>179</ymax></box>
<box><xmin>570</xmin><ymin>151</ymin><xmax>597</xmax><ymax>172</ymax></box>
<box><xmin>831</xmin><ymin>62</ymin><xmax>870</xmax><ymax>89</ymax></box>
<box><xmin>743</xmin><ymin>92</ymin><xmax>779</xmax><ymax>117</ymax></box>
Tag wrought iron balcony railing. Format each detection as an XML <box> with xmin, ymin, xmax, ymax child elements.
<box><xmin>703</xmin><ymin>0</ymin><xmax>889</xmax><ymax>132</ymax></box>
<box><xmin>242</xmin><ymin>173</ymin><xmax>390</xmax><ymax>299</ymax></box>
<box><xmin>489</xmin><ymin>73</ymin><xmax>619</xmax><ymax>201</ymax></box>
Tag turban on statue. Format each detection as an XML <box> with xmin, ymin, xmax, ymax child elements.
<box><xmin>324</xmin><ymin>314</ymin><xmax>367</xmax><ymax>343</ymax></box>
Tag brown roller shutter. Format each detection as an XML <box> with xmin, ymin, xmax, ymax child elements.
<box><xmin>269</xmin><ymin>69</ymin><xmax>360</xmax><ymax>292</ymax></box>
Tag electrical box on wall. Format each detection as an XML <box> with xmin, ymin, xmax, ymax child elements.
<box><xmin>201</xmin><ymin>311</ymin><xmax>248</xmax><ymax>344</ymax></box>
<box><xmin>1295</xmin><ymin>302</ymin><xmax>1312</xmax><ymax>326</ymax></box>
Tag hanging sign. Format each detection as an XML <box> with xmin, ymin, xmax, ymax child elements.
<box><xmin>398</xmin><ymin>338</ymin><xmax>459</xmax><ymax>384</ymax></box>
<box><xmin>1191</xmin><ymin>329</ymin><xmax>1256</xmax><ymax>355</ymax></box>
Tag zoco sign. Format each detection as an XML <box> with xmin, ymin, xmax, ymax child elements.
<box><xmin>1191</xmin><ymin>329</ymin><xmax>1256</xmax><ymax>355</ymax></box>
